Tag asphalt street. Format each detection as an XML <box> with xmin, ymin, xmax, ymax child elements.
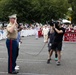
<box><xmin>0</xmin><ymin>36</ymin><xmax>76</xmax><ymax>75</ymax></box>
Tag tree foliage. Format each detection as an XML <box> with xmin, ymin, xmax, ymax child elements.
<box><xmin>0</xmin><ymin>0</ymin><xmax>69</xmax><ymax>23</ymax></box>
<box><xmin>68</xmin><ymin>0</ymin><xmax>76</xmax><ymax>23</ymax></box>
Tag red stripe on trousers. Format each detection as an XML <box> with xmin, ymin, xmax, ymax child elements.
<box><xmin>10</xmin><ymin>40</ymin><xmax>12</xmax><ymax>73</ymax></box>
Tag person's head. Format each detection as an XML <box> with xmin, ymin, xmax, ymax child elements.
<box><xmin>9</xmin><ymin>14</ymin><xmax>17</xmax><ymax>24</ymax></box>
<box><xmin>55</xmin><ymin>21</ymin><xmax>62</xmax><ymax>29</ymax></box>
<box><xmin>45</xmin><ymin>25</ymin><xmax>47</xmax><ymax>28</ymax></box>
<box><xmin>36</xmin><ymin>25</ymin><xmax>38</xmax><ymax>27</ymax></box>
<box><xmin>18</xmin><ymin>23</ymin><xmax>23</xmax><ymax>28</ymax></box>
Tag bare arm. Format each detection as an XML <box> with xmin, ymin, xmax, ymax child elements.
<box><xmin>54</xmin><ymin>28</ymin><xmax>63</xmax><ymax>34</ymax></box>
<box><xmin>54</xmin><ymin>24</ymin><xmax>63</xmax><ymax>34</ymax></box>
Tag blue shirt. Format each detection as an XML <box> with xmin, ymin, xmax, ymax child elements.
<box><xmin>0</xmin><ymin>30</ymin><xmax>3</xmax><ymax>34</ymax></box>
<box><xmin>17</xmin><ymin>32</ymin><xmax>21</xmax><ymax>43</ymax></box>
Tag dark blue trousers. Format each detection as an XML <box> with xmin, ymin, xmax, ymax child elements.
<box><xmin>6</xmin><ymin>39</ymin><xmax>18</xmax><ymax>73</ymax></box>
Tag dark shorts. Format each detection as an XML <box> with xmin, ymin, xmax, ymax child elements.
<box><xmin>51</xmin><ymin>42</ymin><xmax>62</xmax><ymax>51</ymax></box>
<box><xmin>48</xmin><ymin>43</ymin><xmax>52</xmax><ymax>52</ymax></box>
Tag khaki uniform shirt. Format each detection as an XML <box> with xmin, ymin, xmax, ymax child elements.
<box><xmin>7</xmin><ymin>23</ymin><xmax>18</xmax><ymax>39</ymax></box>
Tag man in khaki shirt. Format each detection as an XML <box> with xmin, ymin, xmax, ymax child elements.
<box><xmin>6</xmin><ymin>14</ymin><xmax>19</xmax><ymax>74</ymax></box>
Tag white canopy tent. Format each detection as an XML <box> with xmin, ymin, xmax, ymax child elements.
<box><xmin>62</xmin><ymin>19</ymin><xmax>71</xmax><ymax>24</ymax></box>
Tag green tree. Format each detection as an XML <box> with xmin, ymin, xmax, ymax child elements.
<box><xmin>68</xmin><ymin>0</ymin><xmax>76</xmax><ymax>23</ymax></box>
<box><xmin>0</xmin><ymin>0</ymin><xmax>69</xmax><ymax>23</ymax></box>
<box><xmin>0</xmin><ymin>0</ymin><xmax>32</xmax><ymax>22</ymax></box>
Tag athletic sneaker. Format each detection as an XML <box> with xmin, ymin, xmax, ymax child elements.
<box><xmin>55</xmin><ymin>58</ymin><xmax>58</xmax><ymax>61</ymax></box>
<box><xmin>56</xmin><ymin>61</ymin><xmax>61</xmax><ymax>66</ymax></box>
<box><xmin>47</xmin><ymin>59</ymin><xmax>51</xmax><ymax>64</ymax></box>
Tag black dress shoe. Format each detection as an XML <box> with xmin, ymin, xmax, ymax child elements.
<box><xmin>8</xmin><ymin>71</ymin><xmax>19</xmax><ymax>74</ymax></box>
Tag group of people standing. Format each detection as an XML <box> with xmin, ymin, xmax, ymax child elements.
<box><xmin>38</xmin><ymin>21</ymin><xmax>65</xmax><ymax>65</ymax></box>
<box><xmin>46</xmin><ymin>21</ymin><xmax>65</xmax><ymax>65</ymax></box>
<box><xmin>5</xmin><ymin>14</ymin><xmax>65</xmax><ymax>74</ymax></box>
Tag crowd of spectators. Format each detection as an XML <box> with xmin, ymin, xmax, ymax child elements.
<box><xmin>0</xmin><ymin>21</ymin><xmax>76</xmax><ymax>40</ymax></box>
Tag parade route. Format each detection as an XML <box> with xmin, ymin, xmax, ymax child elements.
<box><xmin>0</xmin><ymin>36</ymin><xmax>76</xmax><ymax>75</ymax></box>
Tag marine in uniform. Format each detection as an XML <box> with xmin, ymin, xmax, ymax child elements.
<box><xmin>6</xmin><ymin>14</ymin><xmax>19</xmax><ymax>74</ymax></box>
